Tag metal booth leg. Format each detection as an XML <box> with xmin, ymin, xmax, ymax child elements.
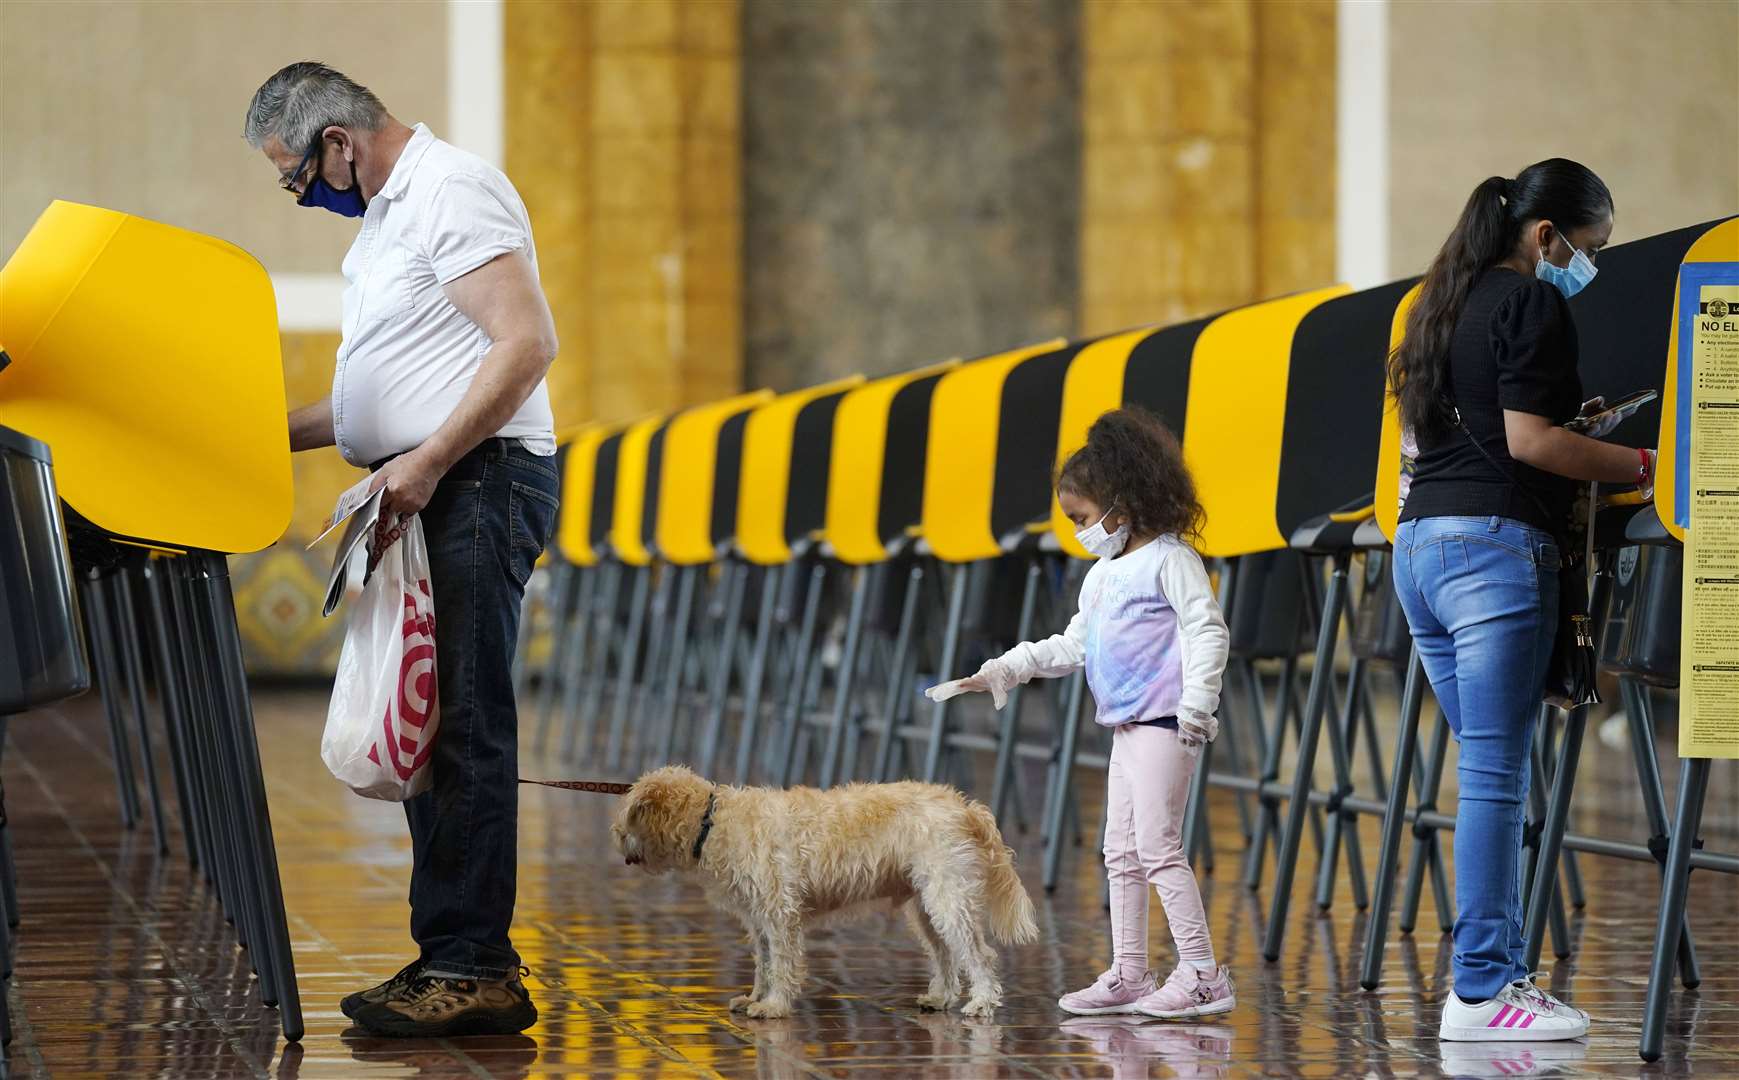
<box><xmin>548</xmin><ymin>566</ymin><xmax>597</xmax><ymax>762</ymax></box>
<box><xmin>143</xmin><ymin>559</ymin><xmax>212</xmax><ymax>874</ymax></box>
<box><xmin>733</xmin><ymin>564</ymin><xmax>788</xmax><ymax>784</ymax></box>
<box><xmin>1399</xmin><ymin>707</ymin><xmax>1455</xmax><ymax>936</ymax></box>
<box><xmin>1523</xmin><ymin>708</ymin><xmax>1573</xmax><ymax>964</ymax></box>
<box><xmin>1041</xmin><ymin>670</ymin><xmax>1089</xmax><ymax>892</ymax></box>
<box><xmin>81</xmin><ymin>572</ymin><xmax>141</xmax><ymax>828</ymax></box>
<box><xmin>1522</xmin><ymin>559</ymin><xmax>1619</xmax><ymax>972</ymax></box>
<box><xmin>652</xmin><ymin>565</ymin><xmax>700</xmax><ymax>767</ymax></box>
<box><xmin>1263</xmin><ymin>550</ymin><xmax>1350</xmax><ymax>961</ymax></box>
<box><xmin>1360</xmin><ymin>645</ymin><xmax>1427</xmax><ymax>990</ymax></box>
<box><xmin>571</xmin><ymin>561</ymin><xmax>624</xmax><ymax>763</ymax></box>
<box><xmin>631</xmin><ymin>566</ymin><xmax>677</xmax><ymax>767</ymax></box>
<box><xmin>1622</xmin><ymin>678</ymin><xmax>1700</xmax><ymax>984</ymax></box>
<box><xmin>1522</xmin><ymin>704</ymin><xmax>1587</xmax><ymax>972</ymax></box>
<box><xmin>871</xmin><ymin>565</ymin><xmax>923</xmax><ymax>783</ymax></box>
<box><xmin>536</xmin><ymin>564</ymin><xmax>586</xmax><ymax>758</ymax></box>
<box><xmin>921</xmin><ymin>562</ymin><xmax>971</xmax><ymax>784</ymax></box>
<box><xmin>110</xmin><ymin>570</ymin><xmax>170</xmax><ymax>854</ymax></box>
<box><xmin>818</xmin><ymin>564</ymin><xmax>875</xmax><ymax>789</ymax></box>
<box><xmin>1314</xmin><ymin>649</ymin><xmax>1371</xmax><ymax>912</ymax></box>
<box><xmin>990</xmin><ymin>561</ymin><xmax>1042</xmax><ymax>826</ymax></box>
<box><xmin>1639</xmin><ymin>756</ymin><xmax>1711</xmax><ymax>1064</ymax></box>
<box><xmin>136</xmin><ymin>559</ymin><xmax>203</xmax><ymax>866</ymax></box>
<box><xmin>190</xmin><ymin>554</ymin><xmax>303</xmax><ymax>1041</ymax></box>
<box><xmin>773</xmin><ymin>564</ymin><xmax>827</xmax><ymax>787</ymax></box>
<box><xmin>1245</xmin><ymin>646</ymin><xmax>1306</xmax><ymax>890</ymax></box>
<box><xmin>697</xmin><ymin>562</ymin><xmax>749</xmax><ymax>777</ymax></box>
<box><xmin>604</xmin><ymin>565</ymin><xmax>653</xmax><ymax>772</ymax></box>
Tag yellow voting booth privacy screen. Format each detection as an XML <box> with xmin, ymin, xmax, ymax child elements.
<box><xmin>1673</xmin><ymin>219</ymin><xmax>1739</xmax><ymax>759</ymax></box>
<box><xmin>0</xmin><ymin>201</ymin><xmax>292</xmax><ymax>553</ymax></box>
<box><xmin>1374</xmin><ymin>285</ymin><xmax>1424</xmax><ymax>543</ymax></box>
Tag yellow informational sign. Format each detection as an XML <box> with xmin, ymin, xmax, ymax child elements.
<box><xmin>1680</xmin><ymin>275</ymin><xmax>1739</xmax><ymax>759</ymax></box>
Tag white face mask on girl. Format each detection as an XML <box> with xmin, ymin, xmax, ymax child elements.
<box><xmin>1076</xmin><ymin>506</ymin><xmax>1131</xmax><ymax>560</ymax></box>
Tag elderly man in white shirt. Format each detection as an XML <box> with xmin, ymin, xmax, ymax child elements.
<box><xmin>247</xmin><ymin>61</ymin><xmax>558</xmax><ymax>1038</ymax></box>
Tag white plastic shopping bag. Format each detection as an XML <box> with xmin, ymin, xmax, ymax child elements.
<box><xmin>321</xmin><ymin>512</ymin><xmax>440</xmax><ymax>800</ymax></box>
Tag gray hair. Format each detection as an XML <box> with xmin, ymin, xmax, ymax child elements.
<box><xmin>243</xmin><ymin>61</ymin><xmax>386</xmax><ymax>152</ymax></box>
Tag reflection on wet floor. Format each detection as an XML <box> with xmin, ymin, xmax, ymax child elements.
<box><xmin>4</xmin><ymin>687</ymin><xmax>1737</xmax><ymax>1078</ymax></box>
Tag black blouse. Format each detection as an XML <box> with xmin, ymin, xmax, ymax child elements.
<box><xmin>1400</xmin><ymin>268</ymin><xmax>1584</xmax><ymax>537</ymax></box>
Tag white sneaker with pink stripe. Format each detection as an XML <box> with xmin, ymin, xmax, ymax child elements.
<box><xmin>1438</xmin><ymin>981</ymin><xmax>1589</xmax><ymax>1042</ymax></box>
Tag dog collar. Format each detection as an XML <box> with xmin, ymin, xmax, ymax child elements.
<box><xmin>691</xmin><ymin>791</ymin><xmax>717</xmax><ymax>862</ymax></box>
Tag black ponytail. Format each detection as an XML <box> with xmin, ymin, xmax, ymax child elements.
<box><xmin>1388</xmin><ymin>159</ymin><xmax>1612</xmax><ymax>438</ymax></box>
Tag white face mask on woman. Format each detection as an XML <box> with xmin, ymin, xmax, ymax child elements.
<box><xmin>1075</xmin><ymin>505</ymin><xmax>1131</xmax><ymax>560</ymax></box>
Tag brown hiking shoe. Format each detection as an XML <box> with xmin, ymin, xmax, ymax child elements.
<box><xmin>340</xmin><ymin>958</ymin><xmax>425</xmax><ymax>1020</ymax></box>
<box><xmin>351</xmin><ymin>969</ymin><xmax>537</xmax><ymax>1038</ymax></box>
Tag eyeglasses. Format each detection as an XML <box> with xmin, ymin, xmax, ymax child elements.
<box><xmin>278</xmin><ymin>139</ymin><xmax>322</xmax><ymax>200</ymax></box>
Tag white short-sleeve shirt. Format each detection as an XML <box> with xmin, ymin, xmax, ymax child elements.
<box><xmin>331</xmin><ymin>123</ymin><xmax>557</xmax><ymax>467</ymax></box>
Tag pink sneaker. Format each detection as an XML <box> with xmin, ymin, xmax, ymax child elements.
<box><xmin>1134</xmin><ymin>964</ymin><xmax>1235</xmax><ymax>1019</ymax></box>
<box><xmin>1058</xmin><ymin>969</ymin><xmax>1157</xmax><ymax>1016</ymax></box>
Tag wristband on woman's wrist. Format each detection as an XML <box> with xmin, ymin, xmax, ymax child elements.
<box><xmin>1638</xmin><ymin>448</ymin><xmax>1654</xmax><ymax>487</ymax></box>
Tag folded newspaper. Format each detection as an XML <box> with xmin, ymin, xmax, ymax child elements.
<box><xmin>308</xmin><ymin>474</ymin><xmax>393</xmax><ymax>617</ymax></box>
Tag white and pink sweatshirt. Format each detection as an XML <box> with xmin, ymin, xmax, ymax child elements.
<box><xmin>996</xmin><ymin>535</ymin><xmax>1230</xmax><ymax>740</ymax></box>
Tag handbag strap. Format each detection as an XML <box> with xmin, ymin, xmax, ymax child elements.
<box><xmin>1444</xmin><ymin>400</ymin><xmax>1598</xmax><ymax>577</ymax></box>
<box><xmin>1445</xmin><ymin>402</ymin><xmax>1563</xmax><ymax>527</ymax></box>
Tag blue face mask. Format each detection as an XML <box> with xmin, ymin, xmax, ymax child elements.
<box><xmin>297</xmin><ymin>148</ymin><xmax>367</xmax><ymax>218</ymax></box>
<box><xmin>1535</xmin><ymin>227</ymin><xmax>1597</xmax><ymax>299</ymax></box>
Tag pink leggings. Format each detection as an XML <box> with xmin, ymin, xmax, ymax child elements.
<box><xmin>1104</xmin><ymin>722</ymin><xmax>1214</xmax><ymax>978</ymax></box>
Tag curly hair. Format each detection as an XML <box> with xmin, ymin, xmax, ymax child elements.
<box><xmin>1057</xmin><ymin>407</ymin><xmax>1204</xmax><ymax>543</ymax></box>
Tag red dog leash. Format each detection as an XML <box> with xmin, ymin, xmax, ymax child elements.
<box><xmin>517</xmin><ymin>778</ymin><xmax>633</xmax><ymax>795</ymax></box>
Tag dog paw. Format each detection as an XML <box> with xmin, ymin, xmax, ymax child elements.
<box><xmin>961</xmin><ymin>997</ymin><xmax>999</xmax><ymax>1018</ymax></box>
<box><xmin>745</xmin><ymin>1000</ymin><xmax>792</xmax><ymax>1019</ymax></box>
<box><xmin>915</xmin><ymin>993</ymin><xmax>955</xmax><ymax>1011</ymax></box>
<box><xmin>728</xmin><ymin>994</ymin><xmax>759</xmax><ymax>1012</ymax></box>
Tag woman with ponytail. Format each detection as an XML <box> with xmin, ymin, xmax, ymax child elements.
<box><xmin>1390</xmin><ymin>159</ymin><xmax>1656</xmax><ymax>1043</ymax></box>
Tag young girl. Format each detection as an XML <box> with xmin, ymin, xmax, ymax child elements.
<box><xmin>931</xmin><ymin>406</ymin><xmax>1233</xmax><ymax>1019</ymax></box>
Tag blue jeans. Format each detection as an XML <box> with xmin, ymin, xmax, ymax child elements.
<box><xmin>401</xmin><ymin>438</ymin><xmax>559</xmax><ymax>980</ymax></box>
<box><xmin>1390</xmin><ymin>516</ymin><xmax>1559</xmax><ymax>1002</ymax></box>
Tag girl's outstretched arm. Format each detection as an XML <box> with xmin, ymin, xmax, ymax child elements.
<box><xmin>927</xmin><ymin>609</ymin><xmax>1086</xmax><ymax>708</ymax></box>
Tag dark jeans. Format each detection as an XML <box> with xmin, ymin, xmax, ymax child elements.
<box><xmin>399</xmin><ymin>438</ymin><xmax>559</xmax><ymax>980</ymax></box>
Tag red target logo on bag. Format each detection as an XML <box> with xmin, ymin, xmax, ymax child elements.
<box><xmin>370</xmin><ymin>578</ymin><xmax>438</xmax><ymax>781</ymax></box>
<box><xmin>326</xmin><ymin>513</ymin><xmax>441</xmax><ymax>801</ymax></box>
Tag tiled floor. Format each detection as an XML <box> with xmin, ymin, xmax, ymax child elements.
<box><xmin>4</xmin><ymin>686</ymin><xmax>1738</xmax><ymax>1078</ymax></box>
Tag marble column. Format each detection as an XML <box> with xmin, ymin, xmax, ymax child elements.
<box><xmin>743</xmin><ymin>0</ymin><xmax>1082</xmax><ymax>390</ymax></box>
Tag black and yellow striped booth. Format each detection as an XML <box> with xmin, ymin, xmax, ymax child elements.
<box><xmin>803</xmin><ymin>361</ymin><xmax>959</xmax><ymax>789</ymax></box>
<box><xmin>645</xmin><ymin>390</ymin><xmax>772</xmax><ymax>774</ymax></box>
<box><xmin>730</xmin><ymin>378</ymin><xmax>863</xmax><ymax>785</ymax></box>
<box><xmin>1250</xmin><ymin>278</ymin><xmax>1432</xmax><ymax>961</ymax></box>
<box><xmin>538</xmin><ymin>422</ymin><xmax>624</xmax><ymax>762</ymax></box>
<box><xmin>598</xmin><ymin>412</ymin><xmax>673</xmax><ymax>771</ymax></box>
<box><xmin>520</xmin><ymin>425</ymin><xmax>589</xmax><ymax>747</ymax></box>
<box><xmin>914</xmin><ymin>339</ymin><xmax>1072</xmax><ymax>792</ymax></box>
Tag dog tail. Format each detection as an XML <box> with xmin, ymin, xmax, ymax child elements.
<box><xmin>965</xmin><ymin>800</ymin><xmax>1039</xmax><ymax>945</ymax></box>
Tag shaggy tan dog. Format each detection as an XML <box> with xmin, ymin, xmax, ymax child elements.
<box><xmin>610</xmin><ymin>765</ymin><xmax>1039</xmax><ymax>1018</ymax></box>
